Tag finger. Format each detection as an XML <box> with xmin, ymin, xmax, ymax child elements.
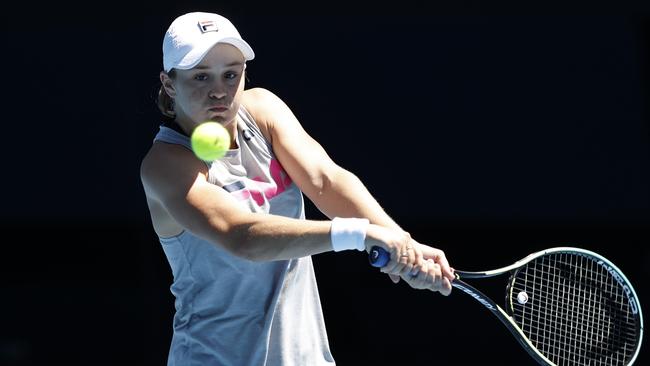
<box><xmin>422</xmin><ymin>258</ymin><xmax>435</xmax><ymax>286</ymax></box>
<box><xmin>424</xmin><ymin>266</ymin><xmax>434</xmax><ymax>289</ymax></box>
<box><xmin>433</xmin><ymin>251</ymin><xmax>455</xmax><ymax>282</ymax></box>
<box><xmin>410</xmin><ymin>244</ymin><xmax>424</xmax><ymax>278</ymax></box>
<box><xmin>403</xmin><ymin>243</ymin><xmax>420</xmax><ymax>277</ymax></box>
<box><xmin>400</xmin><ymin>262</ymin><xmax>415</xmax><ymax>278</ymax></box>
<box><xmin>407</xmin><ymin>253</ymin><xmax>428</xmax><ymax>285</ymax></box>
<box><xmin>399</xmin><ymin>268</ymin><xmax>419</xmax><ymax>289</ymax></box>
<box><xmin>428</xmin><ymin>261</ymin><xmax>443</xmax><ymax>292</ymax></box>
<box><xmin>438</xmin><ymin>277</ymin><xmax>452</xmax><ymax>296</ymax></box>
<box><xmin>402</xmin><ymin>243</ymin><xmax>415</xmax><ymax>266</ymax></box>
<box><xmin>392</xmin><ymin>245</ymin><xmax>411</xmax><ymax>276</ymax></box>
<box><xmin>388</xmin><ymin>274</ymin><xmax>400</xmax><ymax>284</ymax></box>
<box><xmin>441</xmin><ymin>265</ymin><xmax>454</xmax><ymax>282</ymax></box>
<box><xmin>411</xmin><ymin>260</ymin><xmax>429</xmax><ymax>289</ymax></box>
<box><xmin>428</xmin><ymin>260</ymin><xmax>452</xmax><ymax>296</ymax></box>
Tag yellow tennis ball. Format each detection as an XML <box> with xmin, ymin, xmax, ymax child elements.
<box><xmin>190</xmin><ymin>122</ymin><xmax>231</xmax><ymax>161</ymax></box>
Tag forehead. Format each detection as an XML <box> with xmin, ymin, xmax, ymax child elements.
<box><xmin>197</xmin><ymin>43</ymin><xmax>245</xmax><ymax>68</ymax></box>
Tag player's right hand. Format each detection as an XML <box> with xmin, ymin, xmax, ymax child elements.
<box><xmin>364</xmin><ymin>224</ymin><xmax>423</xmax><ymax>279</ymax></box>
<box><xmin>365</xmin><ymin>229</ymin><xmax>454</xmax><ymax>295</ymax></box>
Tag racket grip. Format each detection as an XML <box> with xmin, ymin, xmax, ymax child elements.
<box><xmin>368</xmin><ymin>246</ymin><xmax>390</xmax><ymax>267</ymax></box>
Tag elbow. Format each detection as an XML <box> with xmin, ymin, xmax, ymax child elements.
<box><xmin>230</xmin><ymin>241</ymin><xmax>264</xmax><ymax>262</ymax></box>
<box><xmin>234</xmin><ymin>243</ymin><xmax>276</xmax><ymax>262</ymax></box>
<box><xmin>222</xmin><ymin>224</ymin><xmax>269</xmax><ymax>262</ymax></box>
<box><xmin>201</xmin><ymin>212</ymin><xmax>278</xmax><ymax>262</ymax></box>
<box><xmin>308</xmin><ymin>165</ymin><xmax>347</xmax><ymax>197</ymax></box>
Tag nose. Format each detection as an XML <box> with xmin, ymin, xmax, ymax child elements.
<box><xmin>208</xmin><ymin>83</ymin><xmax>226</xmax><ymax>100</ymax></box>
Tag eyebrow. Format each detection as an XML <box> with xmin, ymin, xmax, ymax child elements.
<box><xmin>194</xmin><ymin>61</ymin><xmax>244</xmax><ymax>70</ymax></box>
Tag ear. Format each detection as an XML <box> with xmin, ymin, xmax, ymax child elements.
<box><xmin>160</xmin><ymin>71</ymin><xmax>177</xmax><ymax>98</ymax></box>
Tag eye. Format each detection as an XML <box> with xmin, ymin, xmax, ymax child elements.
<box><xmin>224</xmin><ymin>71</ymin><xmax>238</xmax><ymax>80</ymax></box>
<box><xmin>194</xmin><ymin>74</ymin><xmax>209</xmax><ymax>81</ymax></box>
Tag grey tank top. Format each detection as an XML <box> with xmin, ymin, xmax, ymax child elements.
<box><xmin>153</xmin><ymin>106</ymin><xmax>335</xmax><ymax>366</ymax></box>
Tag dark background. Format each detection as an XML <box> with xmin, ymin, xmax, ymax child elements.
<box><xmin>1</xmin><ymin>2</ymin><xmax>649</xmax><ymax>365</ymax></box>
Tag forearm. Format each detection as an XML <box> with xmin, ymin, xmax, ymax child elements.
<box><xmin>167</xmin><ymin>182</ymin><xmax>336</xmax><ymax>262</ymax></box>
<box><xmin>227</xmin><ymin>214</ymin><xmax>333</xmax><ymax>261</ymax></box>
<box><xmin>179</xmin><ymin>202</ymin><xmax>365</xmax><ymax>262</ymax></box>
<box><xmin>310</xmin><ymin>168</ymin><xmax>402</xmax><ymax>231</ymax></box>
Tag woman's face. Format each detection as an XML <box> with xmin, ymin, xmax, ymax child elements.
<box><xmin>162</xmin><ymin>43</ymin><xmax>246</xmax><ymax>128</ymax></box>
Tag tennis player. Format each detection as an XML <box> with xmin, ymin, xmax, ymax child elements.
<box><xmin>140</xmin><ymin>11</ymin><xmax>455</xmax><ymax>366</ymax></box>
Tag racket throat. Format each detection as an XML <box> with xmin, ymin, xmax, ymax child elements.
<box><xmin>454</xmin><ymin>280</ymin><xmax>497</xmax><ymax>312</ymax></box>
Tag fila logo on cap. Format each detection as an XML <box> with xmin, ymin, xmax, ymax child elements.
<box><xmin>198</xmin><ymin>20</ymin><xmax>218</xmax><ymax>33</ymax></box>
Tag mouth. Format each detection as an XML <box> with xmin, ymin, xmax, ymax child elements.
<box><xmin>208</xmin><ymin>105</ymin><xmax>229</xmax><ymax>113</ymax></box>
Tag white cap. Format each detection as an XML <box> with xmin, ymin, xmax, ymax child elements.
<box><xmin>162</xmin><ymin>12</ymin><xmax>255</xmax><ymax>72</ymax></box>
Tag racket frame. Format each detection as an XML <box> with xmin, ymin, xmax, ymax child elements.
<box><xmin>453</xmin><ymin>247</ymin><xmax>644</xmax><ymax>366</ymax></box>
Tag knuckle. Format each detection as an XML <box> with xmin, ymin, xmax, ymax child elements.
<box><xmin>402</xmin><ymin>231</ymin><xmax>412</xmax><ymax>241</ymax></box>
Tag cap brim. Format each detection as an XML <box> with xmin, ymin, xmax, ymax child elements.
<box><xmin>173</xmin><ymin>36</ymin><xmax>255</xmax><ymax>71</ymax></box>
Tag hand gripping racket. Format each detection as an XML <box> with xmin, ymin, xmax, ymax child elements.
<box><xmin>369</xmin><ymin>246</ymin><xmax>644</xmax><ymax>365</ymax></box>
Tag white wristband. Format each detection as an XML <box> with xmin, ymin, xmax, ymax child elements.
<box><xmin>330</xmin><ymin>217</ymin><xmax>369</xmax><ymax>252</ymax></box>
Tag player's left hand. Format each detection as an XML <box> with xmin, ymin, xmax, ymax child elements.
<box><xmin>388</xmin><ymin>241</ymin><xmax>454</xmax><ymax>295</ymax></box>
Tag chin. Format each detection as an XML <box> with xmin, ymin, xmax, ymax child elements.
<box><xmin>209</xmin><ymin>113</ymin><xmax>236</xmax><ymax>125</ymax></box>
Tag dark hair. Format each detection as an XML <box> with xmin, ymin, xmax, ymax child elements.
<box><xmin>157</xmin><ymin>69</ymin><xmax>176</xmax><ymax>120</ymax></box>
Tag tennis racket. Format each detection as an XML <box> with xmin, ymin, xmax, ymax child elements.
<box><xmin>369</xmin><ymin>246</ymin><xmax>644</xmax><ymax>365</ymax></box>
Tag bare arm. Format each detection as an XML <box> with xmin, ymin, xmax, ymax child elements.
<box><xmin>245</xmin><ymin>88</ymin><xmax>453</xmax><ymax>289</ymax></box>
<box><xmin>141</xmin><ymin>142</ymin><xmax>334</xmax><ymax>261</ymax></box>
<box><xmin>140</xmin><ymin>142</ymin><xmax>410</xmax><ymax>263</ymax></box>
<box><xmin>245</xmin><ymin>88</ymin><xmax>399</xmax><ymax>229</ymax></box>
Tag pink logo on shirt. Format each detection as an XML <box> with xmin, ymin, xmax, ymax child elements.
<box><xmin>230</xmin><ymin>159</ymin><xmax>293</xmax><ymax>206</ymax></box>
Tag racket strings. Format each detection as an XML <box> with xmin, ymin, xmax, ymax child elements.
<box><xmin>522</xmin><ymin>262</ymin><xmax>630</xmax><ymax>307</ymax></box>
<box><xmin>510</xmin><ymin>252</ymin><xmax>639</xmax><ymax>366</ymax></box>
<box><xmin>511</xmin><ymin>271</ymin><xmax>636</xmax><ymax>339</ymax></box>
<box><xmin>517</xmin><ymin>254</ymin><xmax>634</xmax><ymax>365</ymax></box>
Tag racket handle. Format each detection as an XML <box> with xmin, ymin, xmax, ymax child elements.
<box><xmin>369</xmin><ymin>246</ymin><xmax>390</xmax><ymax>267</ymax></box>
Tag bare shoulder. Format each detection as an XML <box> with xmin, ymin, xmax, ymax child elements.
<box><xmin>140</xmin><ymin>142</ymin><xmax>206</xmax><ymax>237</ymax></box>
<box><xmin>241</xmin><ymin>87</ymin><xmax>298</xmax><ymax>144</ymax></box>
<box><xmin>242</xmin><ymin>87</ymin><xmax>289</xmax><ymax>116</ymax></box>
<box><xmin>140</xmin><ymin>142</ymin><xmax>177</xmax><ymax>184</ymax></box>
<box><xmin>140</xmin><ymin>142</ymin><xmax>207</xmax><ymax>200</ymax></box>
<box><xmin>242</xmin><ymin>87</ymin><xmax>283</xmax><ymax>143</ymax></box>
<box><xmin>242</xmin><ymin>87</ymin><xmax>283</xmax><ymax>112</ymax></box>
